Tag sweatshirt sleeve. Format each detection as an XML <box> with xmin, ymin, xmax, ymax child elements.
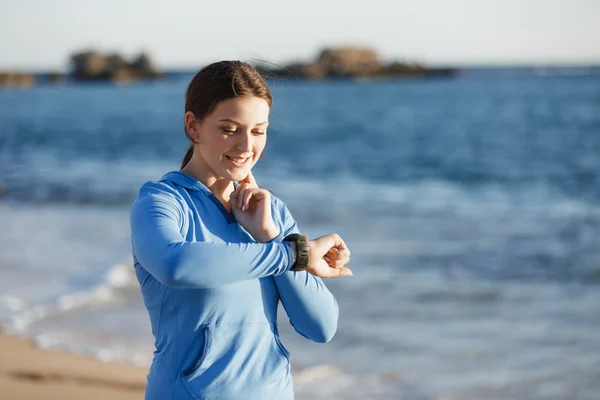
<box><xmin>272</xmin><ymin>201</ymin><xmax>340</xmax><ymax>343</ymax></box>
<box><xmin>130</xmin><ymin>189</ymin><xmax>295</xmax><ymax>289</ymax></box>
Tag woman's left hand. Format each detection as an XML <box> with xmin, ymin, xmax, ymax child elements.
<box><xmin>230</xmin><ymin>171</ymin><xmax>280</xmax><ymax>242</ymax></box>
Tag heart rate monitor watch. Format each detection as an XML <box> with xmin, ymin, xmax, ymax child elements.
<box><xmin>283</xmin><ymin>234</ymin><xmax>310</xmax><ymax>271</ymax></box>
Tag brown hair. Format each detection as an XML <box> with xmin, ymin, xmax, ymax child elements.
<box><xmin>180</xmin><ymin>61</ymin><xmax>273</xmax><ymax>169</ymax></box>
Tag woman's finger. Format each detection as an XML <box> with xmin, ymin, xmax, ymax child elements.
<box><xmin>325</xmin><ymin>248</ymin><xmax>337</xmax><ymax>262</ymax></box>
<box><xmin>231</xmin><ymin>185</ymin><xmax>241</xmax><ymax>209</ymax></box>
<box><xmin>236</xmin><ymin>183</ymin><xmax>252</xmax><ymax>209</ymax></box>
<box><xmin>324</xmin><ymin>233</ymin><xmax>350</xmax><ymax>257</ymax></box>
<box><xmin>233</xmin><ymin>187</ymin><xmax>243</xmax><ymax>210</ymax></box>
<box><xmin>241</xmin><ymin>170</ymin><xmax>258</xmax><ymax>187</ymax></box>
<box><xmin>337</xmin><ymin>248</ymin><xmax>351</xmax><ymax>259</ymax></box>
<box><xmin>242</xmin><ymin>188</ymin><xmax>255</xmax><ymax>211</ymax></box>
<box><xmin>323</xmin><ymin>254</ymin><xmax>349</xmax><ymax>269</ymax></box>
<box><xmin>230</xmin><ymin>186</ymin><xmax>240</xmax><ymax>206</ymax></box>
<box><xmin>332</xmin><ymin>244</ymin><xmax>351</xmax><ymax>258</ymax></box>
<box><xmin>333</xmin><ymin>257</ymin><xmax>350</xmax><ymax>268</ymax></box>
<box><xmin>326</xmin><ymin>247</ymin><xmax>351</xmax><ymax>261</ymax></box>
<box><xmin>324</xmin><ymin>266</ymin><xmax>353</xmax><ymax>278</ymax></box>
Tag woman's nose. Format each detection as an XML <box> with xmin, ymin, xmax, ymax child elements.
<box><xmin>236</xmin><ymin>132</ymin><xmax>253</xmax><ymax>151</ymax></box>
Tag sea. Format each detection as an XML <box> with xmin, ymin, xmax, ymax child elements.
<box><xmin>1</xmin><ymin>67</ymin><xmax>599</xmax><ymax>399</ymax></box>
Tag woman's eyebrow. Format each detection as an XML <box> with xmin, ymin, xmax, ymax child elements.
<box><xmin>218</xmin><ymin>118</ymin><xmax>269</xmax><ymax>126</ymax></box>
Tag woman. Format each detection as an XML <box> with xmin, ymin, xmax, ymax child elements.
<box><xmin>130</xmin><ymin>60</ymin><xmax>352</xmax><ymax>400</ymax></box>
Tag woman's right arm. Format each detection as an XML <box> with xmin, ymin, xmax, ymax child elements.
<box><xmin>130</xmin><ymin>191</ymin><xmax>295</xmax><ymax>289</ymax></box>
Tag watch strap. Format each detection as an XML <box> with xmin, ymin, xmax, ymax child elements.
<box><xmin>283</xmin><ymin>234</ymin><xmax>309</xmax><ymax>271</ymax></box>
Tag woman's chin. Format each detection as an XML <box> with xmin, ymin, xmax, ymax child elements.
<box><xmin>225</xmin><ymin>168</ymin><xmax>251</xmax><ymax>182</ymax></box>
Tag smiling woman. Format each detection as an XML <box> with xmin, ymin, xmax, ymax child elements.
<box><xmin>129</xmin><ymin>60</ymin><xmax>353</xmax><ymax>400</ymax></box>
<box><xmin>182</xmin><ymin>96</ymin><xmax>269</xmax><ymax>186</ymax></box>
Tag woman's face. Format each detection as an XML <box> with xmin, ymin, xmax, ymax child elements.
<box><xmin>188</xmin><ymin>96</ymin><xmax>270</xmax><ymax>182</ymax></box>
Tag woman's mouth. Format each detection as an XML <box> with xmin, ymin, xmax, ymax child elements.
<box><xmin>225</xmin><ymin>155</ymin><xmax>251</xmax><ymax>167</ymax></box>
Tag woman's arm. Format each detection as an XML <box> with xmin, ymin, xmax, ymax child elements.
<box><xmin>130</xmin><ymin>189</ymin><xmax>294</xmax><ymax>289</ymax></box>
<box><xmin>272</xmin><ymin>203</ymin><xmax>340</xmax><ymax>343</ymax></box>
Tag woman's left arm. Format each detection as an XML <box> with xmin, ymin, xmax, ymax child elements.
<box><xmin>271</xmin><ymin>203</ymin><xmax>340</xmax><ymax>343</ymax></box>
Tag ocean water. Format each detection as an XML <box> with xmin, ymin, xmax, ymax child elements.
<box><xmin>1</xmin><ymin>70</ymin><xmax>600</xmax><ymax>399</ymax></box>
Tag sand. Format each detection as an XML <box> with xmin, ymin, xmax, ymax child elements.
<box><xmin>0</xmin><ymin>332</ymin><xmax>147</xmax><ymax>399</ymax></box>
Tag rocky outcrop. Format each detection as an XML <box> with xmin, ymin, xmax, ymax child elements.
<box><xmin>256</xmin><ymin>46</ymin><xmax>457</xmax><ymax>79</ymax></box>
<box><xmin>381</xmin><ymin>62</ymin><xmax>456</xmax><ymax>77</ymax></box>
<box><xmin>305</xmin><ymin>47</ymin><xmax>383</xmax><ymax>78</ymax></box>
<box><xmin>69</xmin><ymin>51</ymin><xmax>162</xmax><ymax>82</ymax></box>
<box><xmin>48</xmin><ymin>72</ymin><xmax>66</xmax><ymax>83</ymax></box>
<box><xmin>0</xmin><ymin>72</ymin><xmax>35</xmax><ymax>88</ymax></box>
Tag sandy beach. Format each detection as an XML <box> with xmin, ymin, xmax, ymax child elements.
<box><xmin>0</xmin><ymin>331</ymin><xmax>147</xmax><ymax>400</ymax></box>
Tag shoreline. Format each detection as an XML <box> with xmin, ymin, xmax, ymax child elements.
<box><xmin>0</xmin><ymin>331</ymin><xmax>147</xmax><ymax>399</ymax></box>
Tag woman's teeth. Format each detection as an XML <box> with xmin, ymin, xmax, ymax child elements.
<box><xmin>226</xmin><ymin>156</ymin><xmax>250</xmax><ymax>167</ymax></box>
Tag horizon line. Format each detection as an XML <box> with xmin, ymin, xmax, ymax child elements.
<box><xmin>4</xmin><ymin>60</ymin><xmax>600</xmax><ymax>74</ymax></box>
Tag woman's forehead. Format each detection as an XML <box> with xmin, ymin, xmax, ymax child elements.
<box><xmin>209</xmin><ymin>97</ymin><xmax>270</xmax><ymax>125</ymax></box>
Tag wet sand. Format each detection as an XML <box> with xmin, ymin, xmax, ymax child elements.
<box><xmin>0</xmin><ymin>332</ymin><xmax>147</xmax><ymax>399</ymax></box>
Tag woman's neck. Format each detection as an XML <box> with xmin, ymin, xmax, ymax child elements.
<box><xmin>181</xmin><ymin>156</ymin><xmax>234</xmax><ymax>209</ymax></box>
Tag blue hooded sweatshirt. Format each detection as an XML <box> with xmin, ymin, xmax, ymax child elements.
<box><xmin>129</xmin><ymin>171</ymin><xmax>339</xmax><ymax>400</ymax></box>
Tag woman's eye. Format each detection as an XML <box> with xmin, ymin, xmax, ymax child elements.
<box><xmin>221</xmin><ymin>128</ymin><xmax>236</xmax><ymax>134</ymax></box>
<box><xmin>254</xmin><ymin>131</ymin><xmax>266</xmax><ymax>135</ymax></box>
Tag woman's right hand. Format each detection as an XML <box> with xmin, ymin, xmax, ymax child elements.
<box><xmin>303</xmin><ymin>233</ymin><xmax>352</xmax><ymax>278</ymax></box>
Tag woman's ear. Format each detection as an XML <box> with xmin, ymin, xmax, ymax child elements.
<box><xmin>184</xmin><ymin>111</ymin><xmax>200</xmax><ymax>144</ymax></box>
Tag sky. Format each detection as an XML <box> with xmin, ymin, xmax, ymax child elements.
<box><xmin>1</xmin><ymin>0</ymin><xmax>599</xmax><ymax>70</ymax></box>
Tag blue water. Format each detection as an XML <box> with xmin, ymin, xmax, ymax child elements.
<box><xmin>1</xmin><ymin>71</ymin><xmax>599</xmax><ymax>399</ymax></box>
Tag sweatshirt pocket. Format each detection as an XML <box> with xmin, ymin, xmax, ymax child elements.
<box><xmin>180</xmin><ymin>323</ymin><xmax>292</xmax><ymax>400</ymax></box>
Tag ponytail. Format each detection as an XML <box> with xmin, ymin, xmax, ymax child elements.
<box><xmin>180</xmin><ymin>144</ymin><xmax>194</xmax><ymax>169</ymax></box>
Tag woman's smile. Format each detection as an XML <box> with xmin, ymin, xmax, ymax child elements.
<box><xmin>225</xmin><ymin>155</ymin><xmax>251</xmax><ymax>167</ymax></box>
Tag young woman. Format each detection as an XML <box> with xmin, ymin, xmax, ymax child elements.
<box><xmin>130</xmin><ymin>60</ymin><xmax>352</xmax><ymax>400</ymax></box>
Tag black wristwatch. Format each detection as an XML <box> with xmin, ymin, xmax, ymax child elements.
<box><xmin>283</xmin><ymin>234</ymin><xmax>310</xmax><ymax>271</ymax></box>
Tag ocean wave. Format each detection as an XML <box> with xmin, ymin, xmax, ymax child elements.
<box><xmin>1</xmin><ymin>262</ymin><xmax>138</xmax><ymax>335</ymax></box>
<box><xmin>293</xmin><ymin>364</ymin><xmax>414</xmax><ymax>400</ymax></box>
